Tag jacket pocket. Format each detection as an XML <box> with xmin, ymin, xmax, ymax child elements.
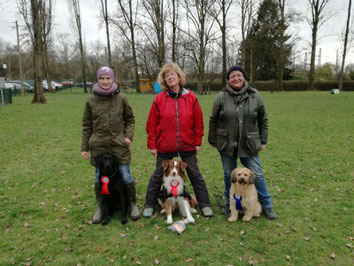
<box><xmin>245</xmin><ymin>131</ymin><xmax>261</xmax><ymax>155</ymax></box>
<box><xmin>216</xmin><ymin>128</ymin><xmax>228</xmax><ymax>152</ymax></box>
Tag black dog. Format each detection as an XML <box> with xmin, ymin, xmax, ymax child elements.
<box><xmin>95</xmin><ymin>153</ymin><xmax>128</xmax><ymax>225</ymax></box>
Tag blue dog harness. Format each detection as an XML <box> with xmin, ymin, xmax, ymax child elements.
<box><xmin>233</xmin><ymin>194</ymin><xmax>243</xmax><ymax>211</ymax></box>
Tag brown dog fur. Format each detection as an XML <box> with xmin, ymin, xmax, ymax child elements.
<box><xmin>228</xmin><ymin>168</ymin><xmax>261</xmax><ymax>222</ymax></box>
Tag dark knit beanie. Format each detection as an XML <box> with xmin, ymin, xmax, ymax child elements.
<box><xmin>227</xmin><ymin>65</ymin><xmax>246</xmax><ymax>80</ymax></box>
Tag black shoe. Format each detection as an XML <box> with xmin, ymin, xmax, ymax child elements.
<box><xmin>263</xmin><ymin>207</ymin><xmax>277</xmax><ymax>220</ymax></box>
<box><xmin>221</xmin><ymin>204</ymin><xmax>230</xmax><ymax>217</ymax></box>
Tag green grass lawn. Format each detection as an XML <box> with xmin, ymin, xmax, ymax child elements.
<box><xmin>0</xmin><ymin>89</ymin><xmax>353</xmax><ymax>265</ymax></box>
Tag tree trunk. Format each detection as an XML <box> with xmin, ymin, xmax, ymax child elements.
<box><xmin>339</xmin><ymin>0</ymin><xmax>352</xmax><ymax>91</ymax></box>
<box><xmin>309</xmin><ymin>22</ymin><xmax>317</xmax><ymax>91</ymax></box>
<box><xmin>31</xmin><ymin>0</ymin><xmax>47</xmax><ymax>103</ymax></box>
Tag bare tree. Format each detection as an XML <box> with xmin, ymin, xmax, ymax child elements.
<box><xmin>16</xmin><ymin>21</ymin><xmax>25</xmax><ymax>95</ymax></box>
<box><xmin>170</xmin><ymin>0</ymin><xmax>180</xmax><ymax>62</ymax></box>
<box><xmin>18</xmin><ymin>0</ymin><xmax>47</xmax><ymax>103</ymax></box>
<box><xmin>99</xmin><ymin>0</ymin><xmax>112</xmax><ymax>67</ymax></box>
<box><xmin>211</xmin><ymin>0</ymin><xmax>235</xmax><ymax>88</ymax></box>
<box><xmin>338</xmin><ymin>0</ymin><xmax>352</xmax><ymax>91</ymax></box>
<box><xmin>182</xmin><ymin>0</ymin><xmax>217</xmax><ymax>94</ymax></box>
<box><xmin>53</xmin><ymin>33</ymin><xmax>77</xmax><ymax>80</ymax></box>
<box><xmin>114</xmin><ymin>0</ymin><xmax>140</xmax><ymax>93</ymax></box>
<box><xmin>307</xmin><ymin>0</ymin><xmax>332</xmax><ymax>90</ymax></box>
<box><xmin>67</xmin><ymin>0</ymin><xmax>88</xmax><ymax>93</ymax></box>
<box><xmin>275</xmin><ymin>0</ymin><xmax>286</xmax><ymax>91</ymax></box>
<box><xmin>41</xmin><ymin>0</ymin><xmax>54</xmax><ymax>92</ymax></box>
<box><xmin>141</xmin><ymin>0</ymin><xmax>166</xmax><ymax>68</ymax></box>
<box><xmin>239</xmin><ymin>0</ymin><xmax>255</xmax><ymax>68</ymax></box>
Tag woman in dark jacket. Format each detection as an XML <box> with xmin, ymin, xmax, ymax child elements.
<box><xmin>143</xmin><ymin>62</ymin><xmax>213</xmax><ymax>218</ymax></box>
<box><xmin>208</xmin><ymin>65</ymin><xmax>276</xmax><ymax>219</ymax></box>
<box><xmin>81</xmin><ymin>66</ymin><xmax>140</xmax><ymax>222</ymax></box>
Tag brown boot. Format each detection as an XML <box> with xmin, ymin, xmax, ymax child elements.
<box><xmin>124</xmin><ymin>182</ymin><xmax>140</xmax><ymax>221</ymax></box>
<box><xmin>92</xmin><ymin>183</ymin><xmax>104</xmax><ymax>223</ymax></box>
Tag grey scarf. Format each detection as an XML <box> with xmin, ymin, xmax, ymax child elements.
<box><xmin>226</xmin><ymin>80</ymin><xmax>249</xmax><ymax>103</ymax></box>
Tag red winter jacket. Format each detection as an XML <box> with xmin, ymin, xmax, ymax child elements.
<box><xmin>146</xmin><ymin>88</ymin><xmax>204</xmax><ymax>153</ymax></box>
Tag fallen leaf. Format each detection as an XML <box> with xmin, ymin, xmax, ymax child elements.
<box><xmin>154</xmin><ymin>258</ymin><xmax>160</xmax><ymax>264</ymax></box>
<box><xmin>247</xmin><ymin>258</ymin><xmax>254</xmax><ymax>265</ymax></box>
<box><xmin>261</xmin><ymin>258</ymin><xmax>266</xmax><ymax>262</ymax></box>
<box><xmin>135</xmin><ymin>261</ymin><xmax>141</xmax><ymax>265</ymax></box>
<box><xmin>118</xmin><ymin>232</ymin><xmax>128</xmax><ymax>238</ymax></box>
<box><xmin>123</xmin><ymin>255</ymin><xmax>127</xmax><ymax>260</ymax></box>
<box><xmin>84</xmin><ymin>220</ymin><xmax>92</xmax><ymax>225</ymax></box>
<box><xmin>39</xmin><ymin>202</ymin><xmax>46</xmax><ymax>206</ymax></box>
<box><xmin>238</xmin><ymin>257</ymin><xmax>243</xmax><ymax>262</ymax></box>
<box><xmin>240</xmin><ymin>229</ymin><xmax>245</xmax><ymax>235</ymax></box>
<box><xmin>276</xmin><ymin>223</ymin><xmax>282</xmax><ymax>227</ymax></box>
<box><xmin>205</xmin><ymin>226</ymin><xmax>210</xmax><ymax>232</ymax></box>
<box><xmin>347</xmin><ymin>236</ymin><xmax>353</xmax><ymax>241</ymax></box>
<box><xmin>23</xmin><ymin>223</ymin><xmax>31</xmax><ymax>228</ymax></box>
<box><xmin>239</xmin><ymin>242</ymin><xmax>244</xmax><ymax>247</ymax></box>
<box><xmin>330</xmin><ymin>253</ymin><xmax>336</xmax><ymax>259</ymax></box>
<box><xmin>186</xmin><ymin>258</ymin><xmax>192</xmax><ymax>262</ymax></box>
<box><xmin>154</xmin><ymin>224</ymin><xmax>161</xmax><ymax>230</ymax></box>
<box><xmin>95</xmin><ymin>247</ymin><xmax>104</xmax><ymax>253</ymax></box>
<box><xmin>312</xmin><ymin>227</ymin><xmax>317</xmax><ymax>232</ymax></box>
<box><xmin>345</xmin><ymin>243</ymin><xmax>353</xmax><ymax>249</ymax></box>
<box><xmin>304</xmin><ymin>236</ymin><xmax>311</xmax><ymax>241</ymax></box>
<box><xmin>77</xmin><ymin>225</ymin><xmax>84</xmax><ymax>230</ymax></box>
<box><xmin>285</xmin><ymin>255</ymin><xmax>291</xmax><ymax>261</ymax></box>
<box><xmin>65</xmin><ymin>224</ymin><xmax>71</xmax><ymax>229</ymax></box>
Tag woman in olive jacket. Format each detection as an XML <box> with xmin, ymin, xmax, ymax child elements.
<box><xmin>81</xmin><ymin>66</ymin><xmax>140</xmax><ymax>222</ymax></box>
<box><xmin>208</xmin><ymin>65</ymin><xmax>276</xmax><ymax>220</ymax></box>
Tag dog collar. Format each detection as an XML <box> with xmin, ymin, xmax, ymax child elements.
<box><xmin>170</xmin><ymin>180</ymin><xmax>179</xmax><ymax>197</ymax></box>
<box><xmin>101</xmin><ymin>176</ymin><xmax>110</xmax><ymax>195</ymax></box>
<box><xmin>233</xmin><ymin>193</ymin><xmax>243</xmax><ymax>211</ymax></box>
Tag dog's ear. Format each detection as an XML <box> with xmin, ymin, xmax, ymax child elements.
<box><xmin>162</xmin><ymin>160</ymin><xmax>170</xmax><ymax>171</ymax></box>
<box><xmin>248</xmin><ymin>170</ymin><xmax>255</xmax><ymax>184</ymax></box>
<box><xmin>180</xmin><ymin>161</ymin><xmax>187</xmax><ymax>171</ymax></box>
<box><xmin>230</xmin><ymin>169</ymin><xmax>237</xmax><ymax>183</ymax></box>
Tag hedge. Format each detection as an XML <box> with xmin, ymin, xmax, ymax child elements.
<box><xmin>184</xmin><ymin>80</ymin><xmax>354</xmax><ymax>92</ymax></box>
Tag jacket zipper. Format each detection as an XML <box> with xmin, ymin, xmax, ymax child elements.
<box><xmin>175</xmin><ymin>95</ymin><xmax>180</xmax><ymax>153</ymax></box>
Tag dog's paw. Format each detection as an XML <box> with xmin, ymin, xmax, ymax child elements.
<box><xmin>242</xmin><ymin>216</ymin><xmax>252</xmax><ymax>222</ymax></box>
<box><xmin>166</xmin><ymin>216</ymin><xmax>173</xmax><ymax>224</ymax></box>
<box><xmin>190</xmin><ymin>208</ymin><xmax>198</xmax><ymax>214</ymax></box>
<box><xmin>228</xmin><ymin>216</ymin><xmax>237</xmax><ymax>222</ymax></box>
<box><xmin>160</xmin><ymin>209</ymin><xmax>166</xmax><ymax>214</ymax></box>
<box><xmin>184</xmin><ymin>217</ymin><xmax>195</xmax><ymax>224</ymax></box>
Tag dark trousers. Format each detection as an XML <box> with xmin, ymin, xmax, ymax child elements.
<box><xmin>144</xmin><ymin>154</ymin><xmax>211</xmax><ymax>209</ymax></box>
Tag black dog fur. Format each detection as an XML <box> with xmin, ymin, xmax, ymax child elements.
<box><xmin>95</xmin><ymin>152</ymin><xmax>128</xmax><ymax>225</ymax></box>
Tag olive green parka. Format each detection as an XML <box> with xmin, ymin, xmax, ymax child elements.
<box><xmin>81</xmin><ymin>89</ymin><xmax>134</xmax><ymax>166</ymax></box>
<box><xmin>208</xmin><ymin>84</ymin><xmax>268</xmax><ymax>157</ymax></box>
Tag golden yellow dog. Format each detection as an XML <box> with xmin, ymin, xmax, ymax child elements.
<box><xmin>228</xmin><ymin>168</ymin><xmax>261</xmax><ymax>222</ymax></box>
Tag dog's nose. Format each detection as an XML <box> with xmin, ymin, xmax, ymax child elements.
<box><xmin>239</xmin><ymin>178</ymin><xmax>245</xmax><ymax>183</ymax></box>
<box><xmin>172</xmin><ymin>170</ymin><xmax>177</xmax><ymax>176</ymax></box>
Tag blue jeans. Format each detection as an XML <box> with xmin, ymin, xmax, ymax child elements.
<box><xmin>95</xmin><ymin>164</ymin><xmax>134</xmax><ymax>185</ymax></box>
<box><xmin>220</xmin><ymin>155</ymin><xmax>273</xmax><ymax>209</ymax></box>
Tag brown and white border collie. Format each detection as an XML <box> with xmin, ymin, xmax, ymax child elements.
<box><xmin>157</xmin><ymin>159</ymin><xmax>198</xmax><ymax>224</ymax></box>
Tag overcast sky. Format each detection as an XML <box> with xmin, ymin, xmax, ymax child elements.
<box><xmin>0</xmin><ymin>0</ymin><xmax>353</xmax><ymax>67</ymax></box>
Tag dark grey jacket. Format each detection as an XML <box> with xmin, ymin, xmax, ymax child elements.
<box><xmin>208</xmin><ymin>85</ymin><xmax>268</xmax><ymax>157</ymax></box>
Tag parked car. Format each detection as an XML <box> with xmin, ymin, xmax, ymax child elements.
<box><xmin>8</xmin><ymin>80</ymin><xmax>34</xmax><ymax>93</ymax></box>
<box><xmin>61</xmin><ymin>80</ymin><xmax>74</xmax><ymax>87</ymax></box>
<box><xmin>51</xmin><ymin>81</ymin><xmax>63</xmax><ymax>89</ymax></box>
<box><xmin>75</xmin><ymin>82</ymin><xmax>93</xmax><ymax>88</ymax></box>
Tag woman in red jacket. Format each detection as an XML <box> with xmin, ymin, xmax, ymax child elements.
<box><xmin>143</xmin><ymin>62</ymin><xmax>213</xmax><ymax>218</ymax></box>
